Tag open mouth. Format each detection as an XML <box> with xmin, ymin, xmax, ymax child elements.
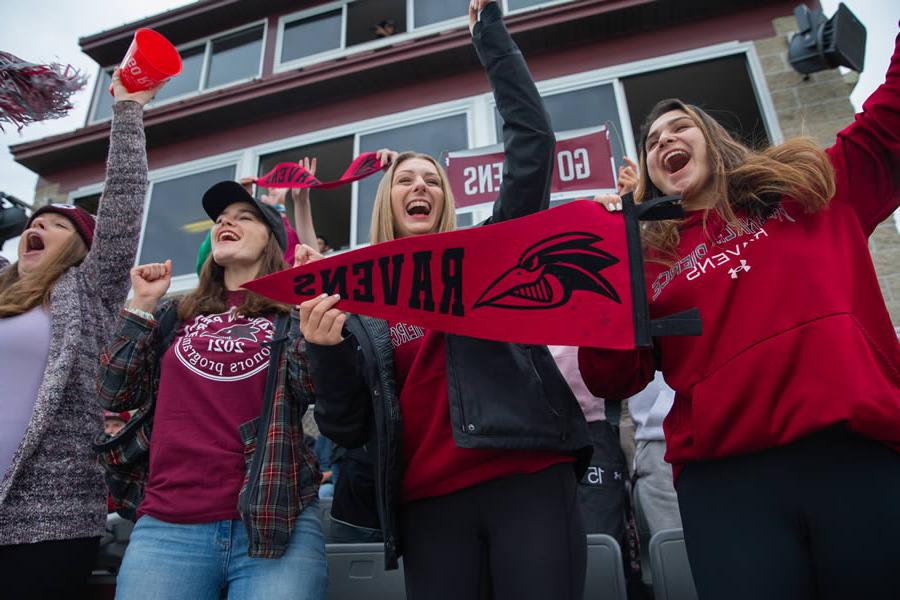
<box><xmin>25</xmin><ymin>232</ymin><xmax>45</xmax><ymax>252</ymax></box>
<box><xmin>405</xmin><ymin>199</ymin><xmax>432</xmax><ymax>217</ymax></box>
<box><xmin>217</xmin><ymin>230</ymin><xmax>241</xmax><ymax>243</ymax></box>
<box><xmin>663</xmin><ymin>150</ymin><xmax>690</xmax><ymax>174</ymax></box>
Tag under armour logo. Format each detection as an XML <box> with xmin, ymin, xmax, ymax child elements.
<box><xmin>728</xmin><ymin>260</ymin><xmax>751</xmax><ymax>279</ymax></box>
<box><xmin>613</xmin><ymin>471</ymin><xmax>622</xmax><ymax>481</ymax></box>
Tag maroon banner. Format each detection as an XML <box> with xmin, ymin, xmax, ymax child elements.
<box><xmin>244</xmin><ymin>200</ymin><xmax>639</xmax><ymax>348</ymax></box>
<box><xmin>255</xmin><ymin>152</ymin><xmax>385</xmax><ymax>189</ymax></box>
<box><xmin>444</xmin><ymin>127</ymin><xmax>617</xmax><ymax>208</ymax></box>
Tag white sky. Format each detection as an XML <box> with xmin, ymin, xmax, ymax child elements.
<box><xmin>0</xmin><ymin>0</ymin><xmax>898</xmax><ymax>259</ymax></box>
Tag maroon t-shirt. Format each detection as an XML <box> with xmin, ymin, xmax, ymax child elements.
<box><xmin>140</xmin><ymin>292</ymin><xmax>275</xmax><ymax>523</ymax></box>
<box><xmin>391</xmin><ymin>322</ymin><xmax>571</xmax><ymax>503</ymax></box>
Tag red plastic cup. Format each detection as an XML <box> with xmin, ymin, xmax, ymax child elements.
<box><xmin>109</xmin><ymin>28</ymin><xmax>182</xmax><ymax>95</ymax></box>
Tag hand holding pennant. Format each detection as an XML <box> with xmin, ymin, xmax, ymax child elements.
<box><xmin>244</xmin><ymin>199</ymin><xmax>701</xmax><ymax>349</ymax></box>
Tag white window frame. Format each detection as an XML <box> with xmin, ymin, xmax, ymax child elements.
<box><xmin>87</xmin><ymin>20</ymin><xmax>268</xmax><ymax>125</ymax></box>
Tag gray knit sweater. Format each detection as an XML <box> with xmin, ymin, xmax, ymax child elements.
<box><xmin>0</xmin><ymin>101</ymin><xmax>148</xmax><ymax>545</ymax></box>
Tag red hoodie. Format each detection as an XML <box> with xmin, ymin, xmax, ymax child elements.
<box><xmin>579</xmin><ymin>27</ymin><xmax>900</xmax><ymax>479</ymax></box>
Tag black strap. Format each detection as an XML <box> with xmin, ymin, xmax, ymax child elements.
<box><xmin>650</xmin><ymin>308</ymin><xmax>702</xmax><ymax>337</ymax></box>
<box><xmin>153</xmin><ymin>302</ymin><xmax>180</xmax><ymax>357</ymax></box>
<box><xmin>243</xmin><ymin>313</ymin><xmax>291</xmax><ymax>502</ymax></box>
<box><xmin>634</xmin><ymin>194</ymin><xmax>684</xmax><ymax>222</ymax></box>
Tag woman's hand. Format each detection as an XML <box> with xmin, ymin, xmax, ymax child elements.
<box><xmin>594</xmin><ymin>193</ymin><xmax>623</xmax><ymax>213</ymax></box>
<box><xmin>299</xmin><ymin>294</ymin><xmax>346</xmax><ymax>346</ymax></box>
<box><xmin>290</xmin><ymin>157</ymin><xmax>318</xmax><ymax>205</ymax></box>
<box><xmin>469</xmin><ymin>0</ymin><xmax>497</xmax><ymax>34</ymax></box>
<box><xmin>375</xmin><ymin>149</ymin><xmax>399</xmax><ymax>168</ymax></box>
<box><xmin>111</xmin><ymin>69</ymin><xmax>164</xmax><ymax>107</ymax></box>
<box><xmin>617</xmin><ymin>156</ymin><xmax>638</xmax><ymax>196</ymax></box>
<box><xmin>128</xmin><ymin>260</ymin><xmax>171</xmax><ymax>313</ymax></box>
<box><xmin>294</xmin><ymin>243</ymin><xmax>324</xmax><ymax>267</ymax></box>
<box><xmin>260</xmin><ymin>187</ymin><xmax>287</xmax><ymax>210</ymax></box>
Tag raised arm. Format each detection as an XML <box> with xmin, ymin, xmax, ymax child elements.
<box><xmin>98</xmin><ymin>260</ymin><xmax>174</xmax><ymax>411</ymax></box>
<box><xmin>472</xmin><ymin>1</ymin><xmax>555</xmax><ymax>224</ymax></box>
<box><xmin>79</xmin><ymin>72</ymin><xmax>162</xmax><ymax>310</ymax></box>
<box><xmin>827</xmin><ymin>24</ymin><xmax>900</xmax><ymax>234</ymax></box>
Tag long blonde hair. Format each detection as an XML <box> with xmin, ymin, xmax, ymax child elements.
<box><xmin>0</xmin><ymin>234</ymin><xmax>89</xmax><ymax>318</ymax></box>
<box><xmin>177</xmin><ymin>233</ymin><xmax>291</xmax><ymax>321</ymax></box>
<box><xmin>369</xmin><ymin>152</ymin><xmax>457</xmax><ymax>244</ymax></box>
<box><xmin>636</xmin><ymin>99</ymin><xmax>835</xmax><ymax>261</ymax></box>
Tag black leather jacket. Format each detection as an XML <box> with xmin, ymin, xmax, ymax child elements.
<box><xmin>310</xmin><ymin>3</ymin><xmax>591</xmax><ymax>569</ymax></box>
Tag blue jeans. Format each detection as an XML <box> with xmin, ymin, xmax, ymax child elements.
<box><xmin>115</xmin><ymin>504</ymin><xmax>327</xmax><ymax>600</ymax></box>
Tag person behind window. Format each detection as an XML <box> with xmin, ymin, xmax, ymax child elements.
<box><xmin>579</xmin><ymin>24</ymin><xmax>900</xmax><ymax>600</ymax></box>
<box><xmin>301</xmin><ymin>3</ymin><xmax>592</xmax><ymax>599</ymax></box>
<box><xmin>98</xmin><ymin>182</ymin><xmax>327</xmax><ymax>600</ymax></box>
<box><xmin>0</xmin><ymin>70</ymin><xmax>159</xmax><ymax>598</ymax></box>
<box><xmin>103</xmin><ymin>411</ymin><xmax>131</xmax><ymax>437</ymax></box>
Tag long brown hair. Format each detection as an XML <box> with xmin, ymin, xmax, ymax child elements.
<box><xmin>369</xmin><ymin>152</ymin><xmax>457</xmax><ymax>244</ymax></box>
<box><xmin>0</xmin><ymin>234</ymin><xmax>89</xmax><ymax>318</ymax></box>
<box><xmin>177</xmin><ymin>233</ymin><xmax>291</xmax><ymax>321</ymax></box>
<box><xmin>636</xmin><ymin>99</ymin><xmax>835</xmax><ymax>261</ymax></box>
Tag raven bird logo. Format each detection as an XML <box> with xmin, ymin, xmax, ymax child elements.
<box><xmin>201</xmin><ymin>323</ymin><xmax>262</xmax><ymax>342</ymax></box>
<box><xmin>474</xmin><ymin>232</ymin><xmax>621</xmax><ymax>310</ymax></box>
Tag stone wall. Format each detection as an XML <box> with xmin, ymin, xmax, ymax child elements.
<box><xmin>755</xmin><ymin>15</ymin><xmax>900</xmax><ymax>328</ymax></box>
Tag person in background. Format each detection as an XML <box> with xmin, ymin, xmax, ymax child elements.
<box><xmin>315</xmin><ymin>235</ymin><xmax>332</xmax><ymax>255</ymax></box>
<box><xmin>580</xmin><ymin>26</ymin><xmax>900</xmax><ymax>600</ymax></box>
<box><xmin>627</xmin><ymin>372</ymin><xmax>681</xmax><ymax>537</ymax></box>
<box><xmin>0</xmin><ymin>70</ymin><xmax>159</xmax><ymax>598</ymax></box>
<box><xmin>103</xmin><ymin>411</ymin><xmax>131</xmax><ymax>437</ymax></box>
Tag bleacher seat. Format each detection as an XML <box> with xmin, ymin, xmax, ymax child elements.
<box><xmin>326</xmin><ymin>543</ymin><xmax>406</xmax><ymax>600</ymax></box>
<box><xmin>583</xmin><ymin>533</ymin><xmax>627</xmax><ymax>600</ymax></box>
<box><xmin>648</xmin><ymin>529</ymin><xmax>698</xmax><ymax>600</ymax></box>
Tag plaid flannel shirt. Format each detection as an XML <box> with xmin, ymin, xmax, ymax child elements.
<box><xmin>97</xmin><ymin>305</ymin><xmax>320</xmax><ymax>558</ymax></box>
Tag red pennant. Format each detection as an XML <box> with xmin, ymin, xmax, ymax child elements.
<box><xmin>255</xmin><ymin>152</ymin><xmax>385</xmax><ymax>189</ymax></box>
<box><xmin>445</xmin><ymin>127</ymin><xmax>616</xmax><ymax>208</ymax></box>
<box><xmin>243</xmin><ymin>200</ymin><xmax>641</xmax><ymax>349</ymax></box>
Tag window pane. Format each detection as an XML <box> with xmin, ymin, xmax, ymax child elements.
<box><xmin>346</xmin><ymin>0</ymin><xmax>406</xmax><ymax>46</ymax></box>
<box><xmin>281</xmin><ymin>10</ymin><xmax>342</xmax><ymax>63</ymax></box>
<box><xmin>206</xmin><ymin>26</ymin><xmax>263</xmax><ymax>89</ymax></box>
<box><xmin>414</xmin><ymin>0</ymin><xmax>467</xmax><ymax>27</ymax></box>
<box><xmin>258</xmin><ymin>136</ymin><xmax>354</xmax><ymax>252</ymax></box>
<box><xmin>139</xmin><ymin>165</ymin><xmax>236</xmax><ymax>277</ymax></box>
<box><xmin>456</xmin><ymin>211</ymin><xmax>474</xmax><ymax>228</ymax></box>
<box><xmin>72</xmin><ymin>193</ymin><xmax>101</xmax><ymax>215</ymax></box>
<box><xmin>495</xmin><ymin>83</ymin><xmax>626</xmax><ymax>171</ymax></box>
<box><xmin>357</xmin><ymin>114</ymin><xmax>468</xmax><ymax>245</ymax></box>
<box><xmin>622</xmin><ymin>55</ymin><xmax>770</xmax><ymax>149</ymax></box>
<box><xmin>91</xmin><ymin>69</ymin><xmax>114</xmax><ymax>122</ymax></box>
<box><xmin>508</xmin><ymin>0</ymin><xmax>553</xmax><ymax>11</ymax></box>
<box><xmin>152</xmin><ymin>45</ymin><xmax>205</xmax><ymax>102</ymax></box>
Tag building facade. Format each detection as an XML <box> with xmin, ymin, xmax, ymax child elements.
<box><xmin>10</xmin><ymin>0</ymin><xmax>899</xmax><ymax>325</ymax></box>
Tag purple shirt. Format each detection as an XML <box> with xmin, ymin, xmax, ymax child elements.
<box><xmin>0</xmin><ymin>307</ymin><xmax>51</xmax><ymax>477</ymax></box>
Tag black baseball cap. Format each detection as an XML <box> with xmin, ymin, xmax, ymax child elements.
<box><xmin>201</xmin><ymin>181</ymin><xmax>286</xmax><ymax>251</ymax></box>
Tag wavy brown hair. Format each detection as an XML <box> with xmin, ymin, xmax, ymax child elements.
<box><xmin>370</xmin><ymin>152</ymin><xmax>457</xmax><ymax>244</ymax></box>
<box><xmin>636</xmin><ymin>99</ymin><xmax>835</xmax><ymax>261</ymax></box>
<box><xmin>177</xmin><ymin>232</ymin><xmax>291</xmax><ymax>321</ymax></box>
<box><xmin>0</xmin><ymin>234</ymin><xmax>89</xmax><ymax>318</ymax></box>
